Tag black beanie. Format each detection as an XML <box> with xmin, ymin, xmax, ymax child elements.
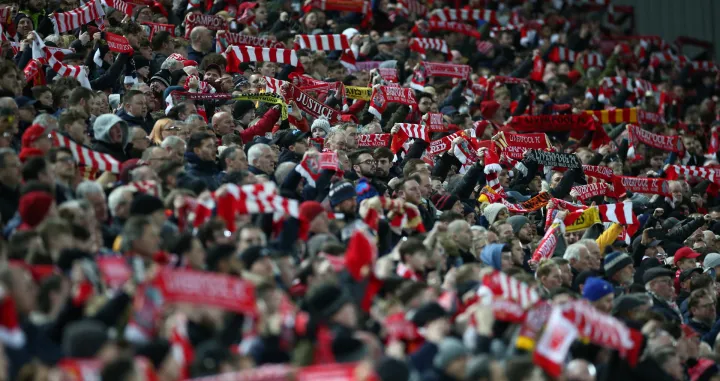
<box><xmin>238</xmin><ymin>245</ymin><xmax>265</xmax><ymax>270</ymax></box>
<box><xmin>305</xmin><ymin>283</ymin><xmax>352</xmax><ymax>320</ymax></box>
<box><xmin>232</xmin><ymin>100</ymin><xmax>256</xmax><ymax>120</ymax></box>
<box><xmin>130</xmin><ymin>194</ymin><xmax>165</xmax><ymax>216</ymax></box>
<box><xmin>135</xmin><ymin>339</ymin><xmax>171</xmax><ymax>369</ymax></box>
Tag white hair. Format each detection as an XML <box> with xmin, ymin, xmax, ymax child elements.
<box><xmin>108</xmin><ymin>185</ymin><xmax>136</xmax><ymax>217</ymax></box>
<box><xmin>75</xmin><ymin>180</ymin><xmax>105</xmax><ymax>199</ymax></box>
<box><xmin>274</xmin><ymin>162</ymin><xmax>296</xmax><ymax>185</ymax></box>
<box><xmin>563</xmin><ymin>243</ymin><xmax>587</xmax><ymax>261</ymax></box>
<box><xmin>161</xmin><ymin>58</ymin><xmax>181</xmax><ymax>71</ymax></box>
<box><xmin>161</xmin><ymin>136</ymin><xmax>185</xmax><ymax>149</ymax></box>
<box><xmin>32</xmin><ymin>114</ymin><xmax>58</xmax><ymax>129</ymax></box>
<box><xmin>471</xmin><ymin>226</ymin><xmax>487</xmax><ymax>233</ymax></box>
<box><xmin>248</xmin><ymin>143</ymin><xmax>270</xmax><ymax>166</ymax></box>
<box><xmin>184</xmin><ymin>114</ymin><xmax>205</xmax><ymax>124</ymax></box>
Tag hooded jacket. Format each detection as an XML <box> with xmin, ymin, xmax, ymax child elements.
<box><xmin>116</xmin><ymin>108</ymin><xmax>154</xmax><ymax>134</ymax></box>
<box><xmin>91</xmin><ymin>114</ymin><xmax>130</xmax><ymax>162</ymax></box>
<box><xmin>184</xmin><ymin>152</ymin><xmax>221</xmax><ymax>191</ymax></box>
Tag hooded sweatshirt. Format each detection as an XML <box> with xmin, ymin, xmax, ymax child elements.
<box><xmin>91</xmin><ymin>114</ymin><xmax>131</xmax><ymax>162</ymax></box>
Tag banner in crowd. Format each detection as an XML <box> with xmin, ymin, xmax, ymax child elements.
<box><xmin>369</xmin><ymin>86</ymin><xmax>417</xmax><ymax>119</ymax></box>
<box><xmin>527</xmin><ymin>150</ymin><xmax>582</xmax><ymax>169</ymax></box>
<box><xmin>571</xmin><ymin>183</ymin><xmax>609</xmax><ymax>202</ymax></box>
<box><xmin>495</xmin><ymin>132</ymin><xmax>552</xmax><ymax>160</ymax></box>
<box><xmin>345</xmin><ymin>86</ymin><xmax>371</xmax><ymax>101</ymax></box>
<box><xmin>423</xmin><ymin>112</ymin><xmax>447</xmax><ymax>132</ymax></box>
<box><xmin>105</xmin><ymin>32</ymin><xmax>133</xmax><ymax>53</ymax></box>
<box><xmin>356</xmin><ymin>134</ymin><xmax>391</xmax><ymax>147</ymax></box>
<box><xmin>279</xmin><ymin>82</ymin><xmax>343</xmax><ymax>124</ymax></box>
<box><xmin>223</xmin><ymin>32</ymin><xmax>285</xmax><ymax>48</ymax></box>
<box><xmin>627</xmin><ymin>124</ymin><xmax>684</xmax><ymax>155</ymax></box>
<box><xmin>154</xmin><ymin>269</ymin><xmax>257</xmax><ymax>314</ymax></box>
<box><xmin>618</xmin><ymin>176</ymin><xmax>671</xmax><ymax>196</ymax></box>
<box><xmin>233</xmin><ymin>93</ymin><xmax>288</xmax><ymax>120</ymax></box>
<box><xmin>585</xmin><ymin>107</ymin><xmax>665</xmax><ymax>125</ymax></box>
<box><xmin>184</xmin><ymin>13</ymin><xmax>226</xmax><ymax>38</ymax></box>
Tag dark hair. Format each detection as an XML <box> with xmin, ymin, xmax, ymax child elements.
<box><xmin>51</xmin><ymin>85</ymin><xmax>71</xmax><ymax>109</ymax></box>
<box><xmin>373</xmin><ymin>146</ymin><xmax>393</xmax><ymax>161</ymax></box>
<box><xmin>123</xmin><ymin>89</ymin><xmax>144</xmax><ymax>105</ymax></box>
<box><xmin>166</xmin><ymin>102</ymin><xmax>191</xmax><ymax>120</ymax></box>
<box><xmin>438</xmin><ymin>211</ymin><xmax>463</xmax><ymax>223</ymax></box>
<box><xmin>22</xmin><ymin>156</ymin><xmax>49</xmax><ymax>182</ymax></box>
<box><xmin>197</xmin><ymin>218</ymin><xmax>227</xmax><ymax>248</ymax></box>
<box><xmin>688</xmin><ymin>288</ymin><xmax>712</xmax><ymax>313</ymax></box>
<box><xmin>691</xmin><ymin>273</ymin><xmax>714</xmax><ymax>291</ymax></box>
<box><xmin>37</xmin><ymin>275</ymin><xmax>63</xmax><ymax>314</ymax></box>
<box><xmin>158</xmin><ymin>161</ymin><xmax>183</xmax><ymax>182</ymax></box>
<box><xmin>199</xmin><ymin>53</ymin><xmax>227</xmax><ymax>72</ymax></box>
<box><xmin>168</xmin><ymin>232</ymin><xmax>194</xmax><ymax>256</ymax></box>
<box><xmin>417</xmin><ymin>92</ymin><xmax>434</xmax><ymax>104</ymax></box>
<box><xmin>218</xmin><ymin>146</ymin><xmax>237</xmax><ymax>170</ymax></box>
<box><xmin>20</xmin><ymin>180</ymin><xmax>53</xmax><ymax>196</ymax></box>
<box><xmin>0</xmin><ymin>59</ymin><xmax>17</xmax><ymax>80</ymax></box>
<box><xmin>68</xmin><ymin>87</ymin><xmax>95</xmax><ymax>105</ymax></box>
<box><xmin>186</xmin><ymin>132</ymin><xmax>214</xmax><ymax>153</ymax></box>
<box><xmin>71</xmin><ymin>224</ymin><xmax>91</xmax><ymax>241</ymax></box>
<box><xmin>100</xmin><ymin>357</ymin><xmax>137</xmax><ymax>381</ymax></box>
<box><xmin>349</xmin><ymin>148</ymin><xmax>373</xmax><ymax>166</ymax></box>
<box><xmin>399</xmin><ymin>237</ymin><xmax>427</xmax><ymax>262</ymax></box>
<box><xmin>121</xmin><ymin>21</ymin><xmax>143</xmax><ymax>37</ymax></box>
<box><xmin>31</xmin><ymin>85</ymin><xmax>51</xmax><ymax>100</ymax></box>
<box><xmin>151</xmin><ymin>30</ymin><xmax>171</xmax><ymax>51</ymax></box>
<box><xmin>402</xmin><ymin>159</ymin><xmax>425</xmax><ymax>178</ymax></box>
<box><xmin>221</xmin><ymin>133</ymin><xmax>242</xmax><ymax>146</ymax></box>
<box><xmin>58</xmin><ymin>109</ymin><xmax>87</xmax><ymax>132</ymax></box>
<box><xmin>47</xmin><ymin>147</ymin><xmax>72</xmax><ymax>164</ymax></box>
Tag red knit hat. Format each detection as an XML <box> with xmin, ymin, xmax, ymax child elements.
<box><xmin>298</xmin><ymin>201</ymin><xmax>326</xmax><ymax>240</ymax></box>
<box><xmin>18</xmin><ymin>191</ymin><xmax>54</xmax><ymax>230</ymax></box>
<box><xmin>18</xmin><ymin>147</ymin><xmax>44</xmax><ymax>163</ymax></box>
<box><xmin>21</xmin><ymin>124</ymin><xmax>46</xmax><ymax>149</ymax></box>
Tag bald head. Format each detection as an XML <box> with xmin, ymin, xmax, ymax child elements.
<box><xmin>212</xmin><ymin>111</ymin><xmax>234</xmax><ymax>136</ymax></box>
<box><xmin>566</xmin><ymin>359</ymin><xmax>596</xmax><ymax>381</ymax></box>
<box><xmin>189</xmin><ymin>26</ymin><xmax>209</xmax><ymax>43</ymax></box>
<box><xmin>448</xmin><ymin>219</ymin><xmax>470</xmax><ymax>233</ymax></box>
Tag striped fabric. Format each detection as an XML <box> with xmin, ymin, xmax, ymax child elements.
<box><xmin>395</xmin><ymin>0</ymin><xmax>427</xmax><ymax>18</ymax></box>
<box><xmin>597</xmin><ymin>202</ymin><xmax>638</xmax><ymax>226</ymax></box>
<box><xmin>130</xmin><ymin>180</ymin><xmax>160</xmax><ymax>197</ymax></box>
<box><xmin>585</xmin><ymin>108</ymin><xmax>664</xmax><ymax>125</ymax></box>
<box><xmin>665</xmin><ymin>165</ymin><xmax>720</xmax><ymax>183</ymax></box>
<box><xmin>49</xmin><ymin>0</ymin><xmax>102</xmax><ymax>34</ymax></box>
<box><xmin>33</xmin><ymin>32</ymin><xmax>91</xmax><ymax>88</ymax></box>
<box><xmin>481</xmin><ymin>270</ymin><xmax>540</xmax><ymax>310</ymax></box>
<box><xmin>548</xmin><ymin>47</ymin><xmax>604</xmax><ymax>68</ymax></box>
<box><xmin>23</xmin><ymin>59</ymin><xmax>42</xmax><ymax>82</ymax></box>
<box><xmin>409</xmin><ymin>37</ymin><xmax>448</xmax><ymax>54</ymax></box>
<box><xmin>102</xmin><ymin>0</ymin><xmax>133</xmax><ymax>16</ymax></box>
<box><xmin>51</xmin><ymin>131</ymin><xmax>121</xmax><ymax>174</ymax></box>
<box><xmin>225</xmin><ymin>46</ymin><xmax>300</xmax><ymax>73</ymax></box>
<box><xmin>397</xmin><ymin>123</ymin><xmax>429</xmax><ymax>142</ymax></box>
<box><xmin>429</xmin><ymin>8</ymin><xmax>498</xmax><ymax>25</ymax></box>
<box><xmin>224</xmin><ymin>182</ymin><xmax>300</xmax><ymax>218</ymax></box>
<box><xmin>294</xmin><ymin>34</ymin><xmax>349</xmax><ymax>51</ymax></box>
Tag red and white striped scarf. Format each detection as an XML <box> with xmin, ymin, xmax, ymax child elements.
<box><xmin>480</xmin><ymin>270</ymin><xmax>540</xmax><ymax>310</ymax></box>
<box><xmin>294</xmin><ymin>34</ymin><xmax>349</xmax><ymax>51</ymax></box>
<box><xmin>409</xmin><ymin>62</ymin><xmax>471</xmax><ymax>91</ymax></box>
<box><xmin>32</xmin><ymin>32</ymin><xmax>91</xmax><ymax>89</ymax></box>
<box><xmin>129</xmin><ymin>180</ymin><xmax>160</xmax><ymax>197</ymax></box>
<box><xmin>50</xmin><ymin>131</ymin><xmax>120</xmax><ymax>174</ymax></box>
<box><xmin>390</xmin><ymin>0</ymin><xmax>427</xmax><ymax>21</ymax></box>
<box><xmin>429</xmin><ymin>8</ymin><xmax>498</xmax><ymax>25</ymax></box>
<box><xmin>597</xmin><ymin>202</ymin><xmax>638</xmax><ymax>235</ymax></box>
<box><xmin>215</xmin><ymin>182</ymin><xmax>299</xmax><ymax>232</ymax></box>
<box><xmin>412</xmin><ymin>20</ymin><xmax>481</xmax><ymax>39</ymax></box>
<box><xmin>389</xmin><ymin>123</ymin><xmax>429</xmax><ymax>153</ymax></box>
<box><xmin>548</xmin><ymin>46</ymin><xmax>604</xmax><ymax>68</ymax></box>
<box><xmin>50</xmin><ymin>0</ymin><xmax>103</xmax><ymax>34</ymax></box>
<box><xmin>102</xmin><ymin>0</ymin><xmax>134</xmax><ymax>16</ymax></box>
<box><xmin>396</xmin><ymin>263</ymin><xmax>421</xmax><ymax>281</ymax></box>
<box><xmin>571</xmin><ymin>183</ymin><xmax>608</xmax><ymax>202</ymax></box>
<box><xmin>409</xmin><ymin>37</ymin><xmax>448</xmax><ymax>57</ymax></box>
<box><xmin>532</xmin><ymin>224</ymin><xmax>560</xmax><ymax>262</ymax></box>
<box><xmin>218</xmin><ymin>32</ymin><xmax>284</xmax><ymax>51</ymax></box>
<box><xmin>225</xmin><ymin>46</ymin><xmax>300</xmax><ymax>73</ymax></box>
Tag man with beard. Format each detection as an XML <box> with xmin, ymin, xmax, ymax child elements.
<box><xmin>507</xmin><ymin>215</ymin><xmax>535</xmax><ymax>272</ymax></box>
<box><xmin>188</xmin><ymin>26</ymin><xmax>213</xmax><ymax>63</ymax></box>
<box><xmin>350</xmin><ymin>149</ymin><xmax>385</xmax><ymax>195</ymax></box>
<box><xmin>328</xmin><ymin>181</ymin><xmax>357</xmax><ymax>224</ymax></box>
<box><xmin>274</xmin><ymin>130</ymin><xmax>309</xmax><ymax>164</ymax></box>
<box><xmin>604</xmin><ymin>251</ymin><xmax>634</xmax><ymax>295</ymax></box>
<box><xmin>644</xmin><ymin>267</ymin><xmax>683</xmax><ymax>323</ymax></box>
<box><xmin>373</xmin><ymin>147</ymin><xmax>399</xmax><ymax>184</ymax></box>
<box><xmin>448</xmin><ymin>220</ymin><xmax>475</xmax><ymax>264</ymax></box>
<box><xmin>128</xmin><ymin>127</ymin><xmax>150</xmax><ymax>159</ymax></box>
<box><xmin>652</xmin><ymin>180</ymin><xmax>696</xmax><ymax>216</ymax></box>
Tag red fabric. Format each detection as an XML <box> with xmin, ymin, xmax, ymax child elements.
<box><xmin>239</xmin><ymin>107</ymin><xmax>280</xmax><ymax>144</ymax></box>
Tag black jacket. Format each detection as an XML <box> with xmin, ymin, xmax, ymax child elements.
<box><xmin>91</xmin><ymin>140</ymin><xmax>129</xmax><ymax>163</ymax></box>
<box><xmin>0</xmin><ymin>181</ymin><xmax>19</xmax><ymax>225</ymax></box>
<box><xmin>185</xmin><ymin>152</ymin><xmax>221</xmax><ymax>191</ymax></box>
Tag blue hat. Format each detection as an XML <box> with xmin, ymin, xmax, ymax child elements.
<box><xmin>582</xmin><ymin>277</ymin><xmax>614</xmax><ymax>302</ymax></box>
<box><xmin>480</xmin><ymin>243</ymin><xmax>504</xmax><ymax>270</ymax></box>
<box><xmin>603</xmin><ymin>251</ymin><xmax>633</xmax><ymax>279</ymax></box>
<box><xmin>329</xmin><ymin>181</ymin><xmax>356</xmax><ymax>207</ymax></box>
<box><xmin>355</xmin><ymin>178</ymin><xmax>379</xmax><ymax>204</ymax></box>
<box><xmin>15</xmin><ymin>96</ymin><xmax>36</xmax><ymax>108</ymax></box>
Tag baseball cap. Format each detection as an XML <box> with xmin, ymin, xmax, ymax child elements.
<box><xmin>674</xmin><ymin>247</ymin><xmax>701</xmax><ymax>265</ymax></box>
<box><xmin>272</xmin><ymin>129</ymin><xmax>308</xmax><ymax>149</ymax></box>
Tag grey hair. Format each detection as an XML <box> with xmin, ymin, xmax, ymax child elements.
<box><xmin>274</xmin><ymin>162</ymin><xmax>296</xmax><ymax>185</ymax></box>
<box><xmin>141</xmin><ymin>146</ymin><xmax>163</xmax><ymax>161</ymax></box>
<box><xmin>563</xmin><ymin>243</ymin><xmax>587</xmax><ymax>261</ymax></box>
<box><xmin>471</xmin><ymin>226</ymin><xmax>487</xmax><ymax>233</ymax></box>
<box><xmin>578</xmin><ymin>238</ymin><xmax>600</xmax><ymax>250</ymax></box>
<box><xmin>108</xmin><ymin>185</ymin><xmax>136</xmax><ymax>217</ymax></box>
<box><xmin>161</xmin><ymin>58</ymin><xmax>181</xmax><ymax>71</ymax></box>
<box><xmin>75</xmin><ymin>180</ymin><xmax>105</xmax><ymax>199</ymax></box>
<box><xmin>32</xmin><ymin>114</ymin><xmax>58</xmax><ymax>129</ymax></box>
<box><xmin>247</xmin><ymin>143</ymin><xmax>270</xmax><ymax>166</ymax></box>
<box><xmin>161</xmin><ymin>136</ymin><xmax>186</xmax><ymax>149</ymax></box>
<box><xmin>121</xmin><ymin>216</ymin><xmax>153</xmax><ymax>252</ymax></box>
<box><xmin>0</xmin><ymin>97</ymin><xmax>16</xmax><ymax>109</ymax></box>
<box><xmin>0</xmin><ymin>148</ymin><xmax>16</xmax><ymax>168</ymax></box>
<box><xmin>184</xmin><ymin>114</ymin><xmax>205</xmax><ymax>124</ymax></box>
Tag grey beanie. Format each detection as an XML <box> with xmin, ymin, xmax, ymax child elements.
<box><xmin>433</xmin><ymin>338</ymin><xmax>469</xmax><ymax>370</ymax></box>
<box><xmin>311</xmin><ymin>118</ymin><xmax>331</xmax><ymax>135</ymax></box>
<box><xmin>704</xmin><ymin>253</ymin><xmax>720</xmax><ymax>270</ymax></box>
<box><xmin>507</xmin><ymin>215</ymin><xmax>530</xmax><ymax>234</ymax></box>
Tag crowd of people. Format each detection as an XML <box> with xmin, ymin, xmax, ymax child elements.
<box><xmin>1</xmin><ymin>0</ymin><xmax>720</xmax><ymax>380</ymax></box>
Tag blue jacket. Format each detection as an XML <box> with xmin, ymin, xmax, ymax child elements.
<box><xmin>184</xmin><ymin>152</ymin><xmax>221</xmax><ymax>191</ymax></box>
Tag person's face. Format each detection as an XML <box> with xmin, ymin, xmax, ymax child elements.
<box><xmin>228</xmin><ymin>149</ymin><xmax>248</xmax><ymax>172</ymax></box>
<box><xmin>161</xmin><ymin>123</ymin><xmax>180</xmax><ymax>139</ymax></box>
<box><xmin>651</xmin><ymin>276</ymin><xmax>675</xmax><ymax>300</ymax></box>
<box><xmin>135</xmin><ymin>223</ymin><xmax>161</xmax><ymax>256</ymax></box>
<box><xmin>375</xmin><ymin>156</ymin><xmax>391</xmax><ymax>177</ymax></box>
<box><xmin>253</xmin><ymin>147</ymin><xmax>274</xmax><ymax>174</ymax></box>
<box><xmin>240</xmin><ymin>109</ymin><xmax>256</xmax><ymax>126</ymax></box>
<box><xmin>16</xmin><ymin>18</ymin><xmax>32</xmax><ymax>38</ymax></box>
<box><xmin>510</xmin><ymin>240</ymin><xmax>523</xmax><ymax>265</ymax></box>
<box><xmin>670</xmin><ymin>183</ymin><xmax>683</xmax><ymax>202</ymax></box>
<box><xmin>692</xmin><ymin>295</ymin><xmax>717</xmax><ymax>324</ymax></box>
<box><xmin>572</xmin><ymin>247</ymin><xmax>591</xmax><ymax>272</ymax></box>
<box><xmin>0</xmin><ymin>70</ymin><xmax>19</xmax><ymax>96</ymax></box>
<box><xmin>500</xmin><ymin>250</ymin><xmax>513</xmax><ymax>271</ymax></box>
<box><xmin>550</xmin><ymin>173</ymin><xmax>563</xmax><ymax>188</ymax></box>
<box><xmin>542</xmin><ymin>267</ymin><xmax>563</xmax><ymax>290</ymax></box>
<box><xmin>204</xmin><ymin>69</ymin><xmax>221</xmax><ymax>83</ymax></box>
<box><xmin>497</xmin><ymin>223</ymin><xmax>513</xmax><ymax>239</ymax></box>
<box><xmin>418</xmin><ymin>97</ymin><xmax>432</xmax><ymax>113</ymax></box>
<box><xmin>214</xmin><ymin>113</ymin><xmax>234</xmax><ymax>136</ymax></box>
<box><xmin>259</xmin><ymin>62</ymin><xmax>278</xmax><ymax>77</ymax></box>
<box><xmin>517</xmin><ymin>223</ymin><xmax>533</xmax><ymax>244</ymax></box>
<box><xmin>194</xmin><ymin>138</ymin><xmax>216</xmax><ymax>161</ymax></box>
<box><xmin>10</xmin><ymin>268</ymin><xmax>37</xmax><ymax>315</ymax></box>
<box><xmin>37</xmin><ymin>91</ymin><xmax>53</xmax><ymax>108</ymax></box>
<box><xmin>304</xmin><ymin>12</ymin><xmax>318</xmax><ymax>29</ymax></box>
<box><xmin>127</xmin><ymin>94</ymin><xmax>146</xmax><ymax>116</ymax></box>
<box><xmin>131</xmin><ymin>128</ymin><xmax>149</xmax><ymax>151</ymax></box>
<box><xmin>354</xmin><ymin>153</ymin><xmax>376</xmax><ymax>177</ymax></box>
<box><xmin>413</xmin><ymin>163</ymin><xmax>430</xmax><ymax>176</ymax></box>
<box><xmin>593</xmin><ymin>293</ymin><xmax>614</xmax><ymax>314</ymax></box>
<box><xmin>86</xmin><ymin>192</ymin><xmax>108</xmax><ymax>222</ymax></box>
<box><xmin>401</xmin><ymin>179</ymin><xmax>422</xmax><ymax>205</ymax></box>
<box><xmin>147</xmin><ymin>148</ymin><xmax>169</xmax><ymax>172</ymax></box>
<box><xmin>136</xmin><ymin>6</ymin><xmax>152</xmax><ymax>22</ymax></box>
<box><xmin>53</xmin><ymin>151</ymin><xmax>76</xmax><ymax>180</ymax></box>
<box><xmin>18</xmin><ymin>105</ymin><xmax>35</xmax><ymax>123</ymax></box>
<box><xmin>498</xmin><ymin>170</ymin><xmax>509</xmax><ymax>187</ymax></box>
<box><xmin>453</xmin><ymin>224</ymin><xmax>473</xmax><ymax>251</ymax></box>
<box><xmin>109</xmin><ymin>124</ymin><xmax>123</xmax><ymax>144</ymax></box>
<box><xmin>559</xmin><ymin>263</ymin><xmax>572</xmax><ymax>286</ymax></box>
<box><xmin>616</xmin><ymin>263</ymin><xmax>634</xmax><ymax>285</ymax></box>
<box><xmin>238</xmin><ymin>228</ymin><xmax>265</xmax><ymax>252</ymax></box>
<box><xmin>496</xmin><ymin>208</ymin><xmax>509</xmax><ymax>222</ymax></box>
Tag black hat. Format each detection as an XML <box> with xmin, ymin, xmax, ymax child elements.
<box><xmin>204</xmin><ymin>63</ymin><xmax>222</xmax><ymax>75</ymax></box>
<box><xmin>272</xmin><ymin>129</ymin><xmax>309</xmax><ymax>149</ymax></box>
<box><xmin>332</xmin><ymin>331</ymin><xmax>368</xmax><ymax>363</ymax></box>
<box><xmin>375</xmin><ymin>357</ymin><xmax>410</xmax><ymax>381</ymax></box>
<box><xmin>305</xmin><ymin>283</ymin><xmax>353</xmax><ymax>319</ymax></box>
<box><xmin>135</xmin><ymin>339</ymin><xmax>172</xmax><ymax>369</ymax></box>
<box><xmin>13</xmin><ymin>12</ymin><xmax>31</xmax><ymax>27</ymax></box>
<box><xmin>233</xmin><ymin>75</ymin><xmax>249</xmax><ymax>89</ymax></box>
<box><xmin>410</xmin><ymin>302</ymin><xmax>448</xmax><ymax>327</ymax></box>
<box><xmin>680</xmin><ymin>267</ymin><xmax>703</xmax><ymax>283</ymax></box>
<box><xmin>130</xmin><ymin>194</ymin><xmax>165</xmax><ymax>216</ymax></box>
<box><xmin>150</xmin><ymin>69</ymin><xmax>172</xmax><ymax>88</ymax></box>
<box><xmin>238</xmin><ymin>245</ymin><xmax>266</xmax><ymax>270</ymax></box>
<box><xmin>612</xmin><ymin>293</ymin><xmax>649</xmax><ymax>316</ymax></box>
<box><xmin>63</xmin><ymin>320</ymin><xmax>109</xmax><ymax>358</ymax></box>
<box><xmin>642</xmin><ymin>267</ymin><xmax>675</xmax><ymax>284</ymax></box>
<box><xmin>206</xmin><ymin>244</ymin><xmax>236</xmax><ymax>272</ymax></box>
<box><xmin>190</xmin><ymin>340</ymin><xmax>234</xmax><ymax>378</ymax></box>
<box><xmin>232</xmin><ymin>100</ymin><xmax>256</xmax><ymax>119</ymax></box>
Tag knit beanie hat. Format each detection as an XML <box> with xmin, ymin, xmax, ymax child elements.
<box><xmin>299</xmin><ymin>201</ymin><xmax>326</xmax><ymax>223</ymax></box>
<box><xmin>603</xmin><ymin>251</ymin><xmax>633</xmax><ymax>279</ymax></box>
<box><xmin>507</xmin><ymin>215</ymin><xmax>530</xmax><ymax>234</ymax></box>
<box><xmin>232</xmin><ymin>100</ymin><xmax>256</xmax><ymax>119</ymax></box>
<box><xmin>582</xmin><ymin>277</ymin><xmax>613</xmax><ymax>302</ymax></box>
<box><xmin>480</xmin><ymin>243</ymin><xmax>504</xmax><ymax>270</ymax></box>
<box><xmin>311</xmin><ymin>118</ymin><xmax>331</xmax><ymax>135</ymax></box>
<box><xmin>18</xmin><ymin>191</ymin><xmax>54</xmax><ymax>230</ymax></box>
<box><xmin>433</xmin><ymin>194</ymin><xmax>459</xmax><ymax>211</ymax></box>
<box><xmin>129</xmin><ymin>194</ymin><xmax>165</xmax><ymax>216</ymax></box>
<box><xmin>305</xmin><ymin>283</ymin><xmax>352</xmax><ymax>320</ymax></box>
<box><xmin>329</xmin><ymin>181</ymin><xmax>356</xmax><ymax>207</ymax></box>
<box><xmin>433</xmin><ymin>338</ymin><xmax>469</xmax><ymax>370</ymax></box>
<box><xmin>356</xmin><ymin>178</ymin><xmax>379</xmax><ymax>204</ymax></box>
<box><xmin>483</xmin><ymin>203</ymin><xmax>508</xmax><ymax>225</ymax></box>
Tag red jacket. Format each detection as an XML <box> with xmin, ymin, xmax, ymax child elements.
<box><xmin>239</xmin><ymin>107</ymin><xmax>281</xmax><ymax>144</ymax></box>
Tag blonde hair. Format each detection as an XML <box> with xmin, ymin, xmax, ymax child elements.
<box><xmin>150</xmin><ymin>118</ymin><xmax>174</xmax><ymax>145</ymax></box>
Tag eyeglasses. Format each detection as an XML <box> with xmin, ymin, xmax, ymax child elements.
<box><xmin>359</xmin><ymin>159</ymin><xmax>376</xmax><ymax>166</ymax></box>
